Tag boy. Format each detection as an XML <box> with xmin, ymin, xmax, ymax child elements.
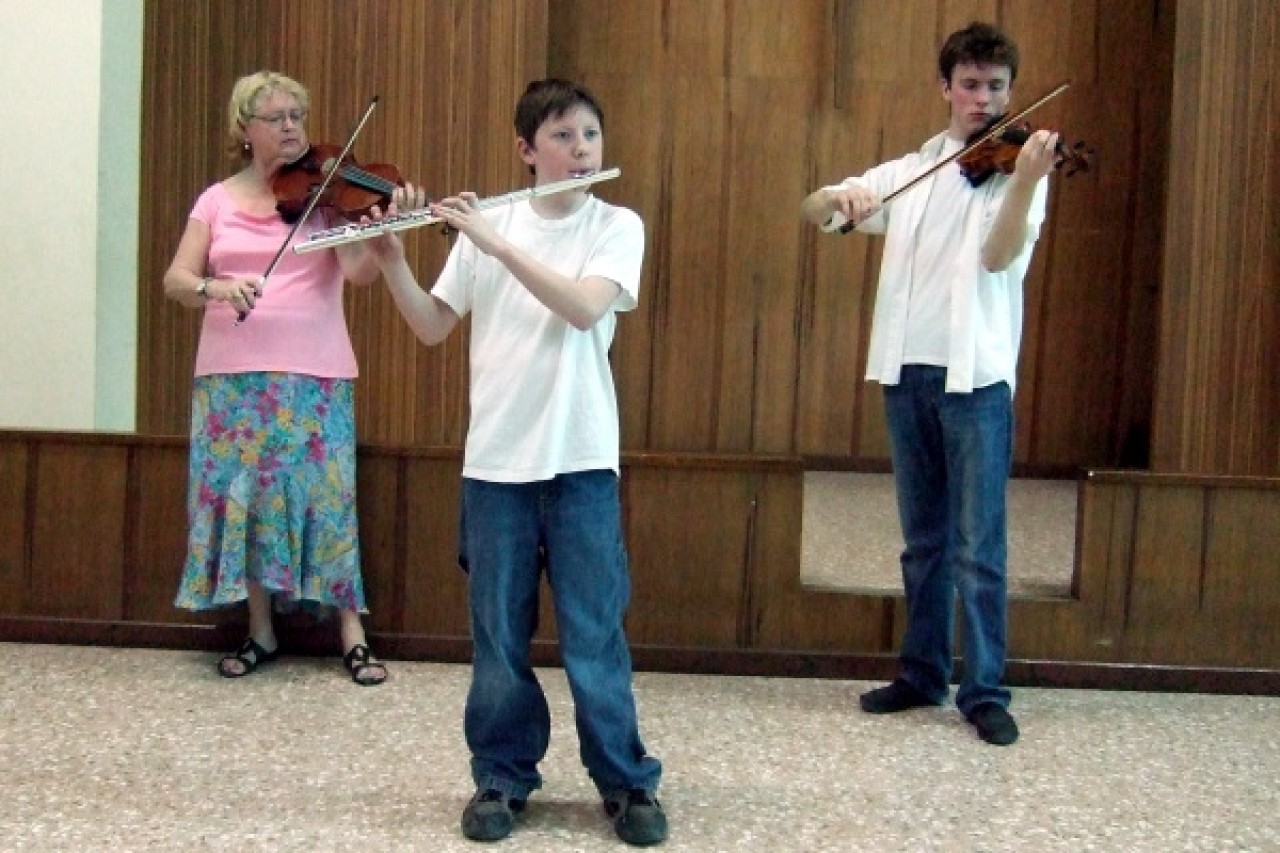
<box><xmin>801</xmin><ymin>22</ymin><xmax>1059</xmax><ymax>746</ymax></box>
<box><xmin>369</xmin><ymin>79</ymin><xmax>665</xmax><ymax>844</ymax></box>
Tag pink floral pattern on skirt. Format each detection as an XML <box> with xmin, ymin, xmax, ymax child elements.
<box><xmin>174</xmin><ymin>372</ymin><xmax>366</xmax><ymax>613</ymax></box>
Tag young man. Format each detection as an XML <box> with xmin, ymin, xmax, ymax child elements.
<box><xmin>801</xmin><ymin>22</ymin><xmax>1060</xmax><ymax>746</ymax></box>
<box><xmin>368</xmin><ymin>79</ymin><xmax>666</xmax><ymax>844</ymax></box>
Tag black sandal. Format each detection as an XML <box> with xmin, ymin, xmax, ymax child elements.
<box><xmin>343</xmin><ymin>644</ymin><xmax>388</xmax><ymax>686</ymax></box>
<box><xmin>217</xmin><ymin>637</ymin><xmax>279</xmax><ymax>678</ymax></box>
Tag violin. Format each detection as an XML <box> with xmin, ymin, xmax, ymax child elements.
<box><xmin>957</xmin><ymin>118</ymin><xmax>1093</xmax><ymax>187</ymax></box>
<box><xmin>237</xmin><ymin>97</ymin><xmax>390</xmax><ymax>326</ymax></box>
<box><xmin>271</xmin><ymin>142</ymin><xmax>406</xmax><ymax>224</ymax></box>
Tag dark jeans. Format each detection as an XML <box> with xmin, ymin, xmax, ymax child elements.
<box><xmin>459</xmin><ymin>470</ymin><xmax>662</xmax><ymax>800</ymax></box>
<box><xmin>883</xmin><ymin>365</ymin><xmax>1013</xmax><ymax>714</ymax></box>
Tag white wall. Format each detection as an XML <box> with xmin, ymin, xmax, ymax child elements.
<box><xmin>0</xmin><ymin>0</ymin><xmax>142</xmax><ymax>430</ymax></box>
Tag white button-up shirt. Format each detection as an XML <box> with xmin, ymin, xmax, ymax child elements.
<box><xmin>824</xmin><ymin>131</ymin><xmax>1048</xmax><ymax>394</ymax></box>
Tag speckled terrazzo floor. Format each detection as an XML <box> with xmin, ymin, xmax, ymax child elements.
<box><xmin>802</xmin><ymin>473</ymin><xmax>1077</xmax><ymax>597</ymax></box>
<box><xmin>2</xmin><ymin>643</ymin><xmax>1277</xmax><ymax>851</ymax></box>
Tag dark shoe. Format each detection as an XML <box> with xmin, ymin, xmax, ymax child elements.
<box><xmin>461</xmin><ymin>789</ymin><xmax>525</xmax><ymax>842</ymax></box>
<box><xmin>217</xmin><ymin>637</ymin><xmax>278</xmax><ymax>678</ymax></box>
<box><xmin>603</xmin><ymin>788</ymin><xmax>668</xmax><ymax>846</ymax></box>
<box><xmin>966</xmin><ymin>702</ymin><xmax>1019</xmax><ymax>745</ymax></box>
<box><xmin>342</xmin><ymin>643</ymin><xmax>388</xmax><ymax>686</ymax></box>
<box><xmin>859</xmin><ymin>678</ymin><xmax>936</xmax><ymax>714</ymax></box>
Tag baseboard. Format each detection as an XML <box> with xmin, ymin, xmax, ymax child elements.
<box><xmin>2</xmin><ymin>617</ymin><xmax>1275</xmax><ymax>695</ymax></box>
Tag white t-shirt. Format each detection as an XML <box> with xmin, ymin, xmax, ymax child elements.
<box><xmin>432</xmin><ymin>195</ymin><xmax>643</xmax><ymax>482</ymax></box>
<box><xmin>902</xmin><ymin>136</ymin><xmax>967</xmax><ymax>367</ymax></box>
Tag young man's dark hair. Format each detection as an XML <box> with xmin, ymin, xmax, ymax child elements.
<box><xmin>938</xmin><ymin>21</ymin><xmax>1020</xmax><ymax>83</ymax></box>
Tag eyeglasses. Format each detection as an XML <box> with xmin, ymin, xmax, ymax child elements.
<box><xmin>251</xmin><ymin>110</ymin><xmax>307</xmax><ymax>128</ymax></box>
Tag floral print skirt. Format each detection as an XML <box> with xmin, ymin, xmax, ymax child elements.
<box><xmin>174</xmin><ymin>372</ymin><xmax>366</xmax><ymax>613</ymax></box>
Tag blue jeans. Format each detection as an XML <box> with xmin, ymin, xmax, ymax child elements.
<box><xmin>883</xmin><ymin>365</ymin><xmax>1013</xmax><ymax>714</ymax></box>
<box><xmin>459</xmin><ymin>470</ymin><xmax>662</xmax><ymax>800</ymax></box>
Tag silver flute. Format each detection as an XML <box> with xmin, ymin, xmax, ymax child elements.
<box><xmin>292</xmin><ymin>167</ymin><xmax>621</xmax><ymax>254</ymax></box>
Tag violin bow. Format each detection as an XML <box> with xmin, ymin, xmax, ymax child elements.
<box><xmin>236</xmin><ymin>94</ymin><xmax>381</xmax><ymax>325</ymax></box>
<box><xmin>838</xmin><ymin>80</ymin><xmax>1071</xmax><ymax>234</ymax></box>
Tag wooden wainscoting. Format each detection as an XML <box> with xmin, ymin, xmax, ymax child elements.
<box><xmin>1</xmin><ymin>432</ymin><xmax>1276</xmax><ymax>693</ymax></box>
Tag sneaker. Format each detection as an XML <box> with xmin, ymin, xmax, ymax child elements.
<box><xmin>859</xmin><ymin>678</ymin><xmax>937</xmax><ymax>714</ymax></box>
<box><xmin>461</xmin><ymin>788</ymin><xmax>526</xmax><ymax>842</ymax></box>
<box><xmin>966</xmin><ymin>702</ymin><xmax>1019</xmax><ymax>746</ymax></box>
<box><xmin>603</xmin><ymin>788</ymin><xmax>668</xmax><ymax>846</ymax></box>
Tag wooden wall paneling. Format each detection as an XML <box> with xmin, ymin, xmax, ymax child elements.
<box><xmin>642</xmin><ymin>72</ymin><xmax>729</xmax><ymax>451</ymax></box>
<box><xmin>1202</xmin><ymin>487</ymin><xmax>1280</xmax><ymax>629</ymax></box>
<box><xmin>1124</xmin><ymin>485</ymin><xmax>1203</xmax><ymax>638</ymax></box>
<box><xmin>138</xmin><ymin>1</ymin><xmax>215</xmax><ymax>436</ymax></box>
<box><xmin>358</xmin><ymin>4</ymin><xmax>459</xmax><ymax>447</ymax></box>
<box><xmin>1075</xmin><ymin>478</ymin><xmax>1135</xmax><ymax>658</ymax></box>
<box><xmin>127</xmin><ymin>443</ymin><xmax>205</xmax><ymax>624</ymax></box>
<box><xmin>0</xmin><ymin>443</ymin><xmax>29</xmax><ymax>614</ymax></box>
<box><xmin>795</xmin><ymin>103</ymin><xmax>881</xmax><ymax>459</ymax></box>
<box><xmin>1266</xmin><ymin>243</ymin><xmax>1280</xmax><ymax>475</ymax></box>
<box><xmin>1100</xmin><ymin>0</ymin><xmax>1173</xmax><ymax>468</ymax></box>
<box><xmin>1027</xmin><ymin>209</ymin><xmax>1129</xmax><ymax>465</ymax></box>
<box><xmin>756</xmin><ymin>586</ymin><xmax>899</xmax><ymax>656</ymax></box>
<box><xmin>730</xmin><ymin>0</ymin><xmax>826</xmax><ymax>80</ymax></box>
<box><xmin>6</xmin><ymin>433</ymin><xmax>1280</xmax><ymax>679</ymax></box>
<box><xmin>1149</xmin><ymin>0</ymin><xmax>1208</xmax><ymax>473</ymax></box>
<box><xmin>704</xmin><ymin>2</ymin><xmax>823</xmax><ymax>453</ymax></box>
<box><xmin>391</xmin><ymin>0</ymin><xmax>475</xmax><ymax>450</ymax></box>
<box><xmin>716</xmin><ymin>76</ymin><xmax>813</xmax><ymax>453</ymax></box>
<box><xmin>339</xmin><ymin>1</ymin><xmax>429</xmax><ymax>442</ymax></box>
<box><xmin>399</xmin><ymin>455</ymin><xmax>469</xmax><ymax>638</ymax></box>
<box><xmin>351</xmin><ymin>291</ymin><xmax>421</xmax><ymax>446</ymax></box>
<box><xmin>1156</xmin><ymin>0</ymin><xmax>1280</xmax><ymax>476</ymax></box>
<box><xmin>355</xmin><ymin>21</ymin><xmax>436</xmax><ymax>448</ymax></box>
<box><xmin>1070</xmin><ymin>473</ymin><xmax>1280</xmax><ymax>669</ymax></box>
<box><xmin>1222</xmin><ymin>4</ymin><xmax>1278</xmax><ymax>477</ymax></box>
<box><xmin>664</xmin><ymin>0</ymin><xmax>728</xmax><ymax>76</ymax></box>
<box><xmin>832</xmin><ymin>0</ymin><xmax>944</xmax><ymax>102</ymax></box>
<box><xmin>354</xmin><ymin>452</ymin><xmax>404</xmax><ymax>635</ymax></box>
<box><xmin>740</xmin><ymin>463</ymin><xmax>803</xmax><ymax>645</ymax></box>
<box><xmin>1265</xmin><ymin>4</ymin><xmax>1280</xmax><ymax>477</ymax></box>
<box><xmin>1094</xmin><ymin>476</ymin><xmax>1280</xmax><ymax>668</ymax></box>
<box><xmin>28</xmin><ymin>442</ymin><xmax>128</xmax><ymax>619</ymax></box>
<box><xmin>1012</xmin><ymin>235</ymin><xmax>1052</xmax><ymax>462</ymax></box>
<box><xmin>621</xmin><ymin>466</ymin><xmax>757</xmax><ymax>648</ymax></box>
<box><xmin>1001</xmin><ymin>0</ymin><xmax>1097</xmax><ymax>91</ymax></box>
<box><xmin>939</xmin><ymin>1</ymin><xmax>1000</xmax><ymax>35</ymax></box>
<box><xmin>1006</xmin><ymin>600</ymin><xmax>1099</xmax><ymax>662</ymax></box>
<box><xmin>548</xmin><ymin>0</ymin><xmax>661</xmax><ymax>76</ymax></box>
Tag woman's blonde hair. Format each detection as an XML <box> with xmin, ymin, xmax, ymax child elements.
<box><xmin>226</xmin><ymin>70</ymin><xmax>309</xmax><ymax>160</ymax></box>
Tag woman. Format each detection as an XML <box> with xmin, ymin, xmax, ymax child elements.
<box><xmin>164</xmin><ymin>70</ymin><xmax>420</xmax><ymax>685</ymax></box>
